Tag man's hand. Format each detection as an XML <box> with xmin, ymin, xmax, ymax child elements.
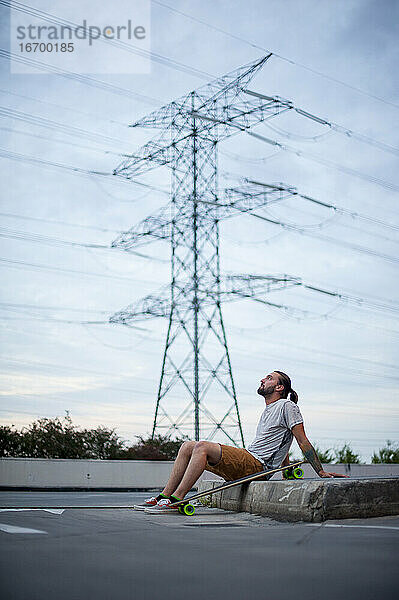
<box><xmin>318</xmin><ymin>470</ymin><xmax>349</xmax><ymax>478</ymax></box>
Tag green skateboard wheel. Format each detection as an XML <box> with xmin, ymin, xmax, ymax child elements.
<box><xmin>178</xmin><ymin>506</ymin><xmax>185</xmax><ymax>514</ymax></box>
<box><xmin>183</xmin><ymin>503</ymin><xmax>195</xmax><ymax>516</ymax></box>
<box><xmin>283</xmin><ymin>469</ymin><xmax>293</xmax><ymax>479</ymax></box>
<box><xmin>293</xmin><ymin>468</ymin><xmax>304</xmax><ymax>479</ymax></box>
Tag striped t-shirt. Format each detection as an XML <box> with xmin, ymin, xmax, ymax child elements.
<box><xmin>247</xmin><ymin>398</ymin><xmax>303</xmax><ymax>469</ymax></box>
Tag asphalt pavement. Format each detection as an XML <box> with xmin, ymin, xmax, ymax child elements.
<box><xmin>0</xmin><ymin>491</ymin><xmax>398</xmax><ymax>600</ymax></box>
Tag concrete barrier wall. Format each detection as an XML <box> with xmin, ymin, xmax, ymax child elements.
<box><xmin>0</xmin><ymin>458</ymin><xmax>175</xmax><ymax>489</ymax></box>
<box><xmin>0</xmin><ymin>458</ymin><xmax>222</xmax><ymax>489</ymax></box>
<box><xmin>0</xmin><ymin>458</ymin><xmax>398</xmax><ymax>490</ymax></box>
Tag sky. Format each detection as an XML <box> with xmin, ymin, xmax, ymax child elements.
<box><xmin>0</xmin><ymin>0</ymin><xmax>398</xmax><ymax>462</ymax></box>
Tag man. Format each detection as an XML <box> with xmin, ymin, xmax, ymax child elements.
<box><xmin>134</xmin><ymin>370</ymin><xmax>347</xmax><ymax>513</ymax></box>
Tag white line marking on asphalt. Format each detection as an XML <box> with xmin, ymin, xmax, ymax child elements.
<box><xmin>0</xmin><ymin>508</ymin><xmax>64</xmax><ymax>514</ymax></box>
<box><xmin>0</xmin><ymin>523</ymin><xmax>48</xmax><ymax>534</ymax></box>
<box><xmin>307</xmin><ymin>524</ymin><xmax>399</xmax><ymax>531</ymax></box>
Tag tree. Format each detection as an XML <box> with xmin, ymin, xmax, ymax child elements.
<box><xmin>334</xmin><ymin>443</ymin><xmax>361</xmax><ymax>464</ymax></box>
<box><xmin>371</xmin><ymin>440</ymin><xmax>399</xmax><ymax>464</ymax></box>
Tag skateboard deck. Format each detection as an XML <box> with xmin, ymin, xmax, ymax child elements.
<box><xmin>172</xmin><ymin>460</ymin><xmax>306</xmax><ymax>515</ymax></box>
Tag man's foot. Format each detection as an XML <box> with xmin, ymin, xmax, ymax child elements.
<box><xmin>133</xmin><ymin>495</ymin><xmax>166</xmax><ymax>511</ymax></box>
<box><xmin>144</xmin><ymin>498</ymin><xmax>180</xmax><ymax>514</ymax></box>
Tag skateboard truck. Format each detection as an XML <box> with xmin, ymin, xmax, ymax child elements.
<box><xmin>282</xmin><ymin>465</ymin><xmax>304</xmax><ymax>480</ymax></box>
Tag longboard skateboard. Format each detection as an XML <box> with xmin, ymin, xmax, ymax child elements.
<box><xmin>171</xmin><ymin>460</ymin><xmax>306</xmax><ymax>516</ymax></box>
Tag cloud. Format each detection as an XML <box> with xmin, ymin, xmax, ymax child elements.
<box><xmin>0</xmin><ymin>372</ymin><xmax>108</xmax><ymax>396</ymax></box>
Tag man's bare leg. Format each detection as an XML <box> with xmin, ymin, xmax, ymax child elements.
<box><xmin>171</xmin><ymin>441</ymin><xmax>222</xmax><ymax>500</ymax></box>
<box><xmin>161</xmin><ymin>441</ymin><xmax>196</xmax><ymax>497</ymax></box>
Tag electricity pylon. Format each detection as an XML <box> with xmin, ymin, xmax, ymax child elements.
<box><xmin>111</xmin><ymin>56</ymin><xmax>294</xmax><ymax>446</ymax></box>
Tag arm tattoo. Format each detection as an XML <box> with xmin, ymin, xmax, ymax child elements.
<box><xmin>302</xmin><ymin>443</ymin><xmax>323</xmax><ymax>475</ymax></box>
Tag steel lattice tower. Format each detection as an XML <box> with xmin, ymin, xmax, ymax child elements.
<box><xmin>111</xmin><ymin>56</ymin><xmax>295</xmax><ymax>446</ymax></box>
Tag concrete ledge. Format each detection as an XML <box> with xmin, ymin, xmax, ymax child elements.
<box><xmin>197</xmin><ymin>478</ymin><xmax>399</xmax><ymax>522</ymax></box>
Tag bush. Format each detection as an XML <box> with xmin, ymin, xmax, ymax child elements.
<box><xmin>333</xmin><ymin>443</ymin><xmax>362</xmax><ymax>464</ymax></box>
<box><xmin>0</xmin><ymin>416</ymin><xmax>126</xmax><ymax>460</ymax></box>
<box><xmin>0</xmin><ymin>425</ymin><xmax>23</xmax><ymax>457</ymax></box>
<box><xmin>313</xmin><ymin>445</ymin><xmax>334</xmax><ymax>463</ymax></box>
<box><xmin>371</xmin><ymin>441</ymin><xmax>399</xmax><ymax>464</ymax></box>
<box><xmin>123</xmin><ymin>434</ymin><xmax>189</xmax><ymax>460</ymax></box>
<box><xmin>289</xmin><ymin>444</ymin><xmax>333</xmax><ymax>464</ymax></box>
<box><xmin>0</xmin><ymin>418</ymin><xmax>190</xmax><ymax>460</ymax></box>
<box><xmin>82</xmin><ymin>426</ymin><xmax>126</xmax><ymax>460</ymax></box>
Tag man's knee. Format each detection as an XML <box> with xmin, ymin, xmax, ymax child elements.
<box><xmin>193</xmin><ymin>440</ymin><xmax>210</xmax><ymax>454</ymax></box>
<box><xmin>193</xmin><ymin>441</ymin><xmax>222</xmax><ymax>464</ymax></box>
<box><xmin>178</xmin><ymin>440</ymin><xmax>196</xmax><ymax>456</ymax></box>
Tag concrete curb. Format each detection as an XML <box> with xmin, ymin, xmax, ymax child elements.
<box><xmin>197</xmin><ymin>478</ymin><xmax>399</xmax><ymax>522</ymax></box>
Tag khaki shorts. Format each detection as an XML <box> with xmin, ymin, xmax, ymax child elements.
<box><xmin>205</xmin><ymin>444</ymin><xmax>264</xmax><ymax>481</ymax></box>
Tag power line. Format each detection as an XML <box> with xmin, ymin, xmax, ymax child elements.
<box><xmin>244</xmin><ymin>129</ymin><xmax>399</xmax><ymax>193</ymax></box>
<box><xmin>0</xmin><ymin>125</ymin><xmax>124</xmax><ymax>157</ymax></box>
<box><xmin>0</xmin><ymin>211</ymin><xmax>123</xmax><ymax>234</ymax></box>
<box><xmin>0</xmin><ymin>105</ymin><xmax>132</xmax><ymax>148</ymax></box>
<box><xmin>220</xmin><ymin>148</ymin><xmax>281</xmax><ymax>164</ymax></box>
<box><xmin>230</xmin><ymin>312</ymin><xmax>399</xmax><ymax>340</ymax></box>
<box><xmin>0</xmin><ymin>313</ymin><xmax>109</xmax><ymax>325</ymax></box>
<box><xmin>0</xmin><ymin>301</ymin><xmax>111</xmax><ymax>314</ymax></box>
<box><xmin>229</xmin><ymin>339</ymin><xmax>399</xmax><ymax>384</ymax></box>
<box><xmin>237</xmin><ymin>181</ymin><xmax>399</xmax><ymax>242</ymax></box>
<box><xmin>0</xmin><ymin>146</ymin><xmax>122</xmax><ymax>176</ymax></box>
<box><xmin>13</xmin><ymin>0</ymin><xmax>397</xmax><ymax>155</ymax></box>
<box><xmin>244</xmin><ymin>90</ymin><xmax>399</xmax><ymax>158</ymax></box>
<box><xmin>1</xmin><ymin>1</ymin><xmax>212</xmax><ymax>80</ymax></box>
<box><xmin>193</xmin><ymin>111</ymin><xmax>399</xmax><ymax>194</ymax></box>
<box><xmin>237</xmin><ymin>195</ymin><xmax>399</xmax><ymax>247</ymax></box>
<box><xmin>0</xmin><ymin>311</ymin><xmax>146</xmax><ymax>333</ymax></box>
<box><xmin>0</xmin><ymin>357</ymin><xmax>156</xmax><ymax>396</ymax></box>
<box><xmin>0</xmin><ymin>88</ymin><xmax>128</xmax><ymax>128</ymax></box>
<box><xmin>0</xmin><ymin>49</ymin><xmax>160</xmax><ymax>103</ymax></box>
<box><xmin>224</xmin><ymin>165</ymin><xmax>399</xmax><ymax>223</ymax></box>
<box><xmin>264</xmin><ymin>121</ymin><xmax>333</xmax><ymax>143</ymax></box>
<box><xmin>0</xmin><ymin>225</ymin><xmax>169</xmax><ymax>262</ymax></box>
<box><xmin>217</xmin><ymin>271</ymin><xmax>399</xmax><ymax>317</ymax></box>
<box><xmin>0</xmin><ymin>147</ymin><xmax>169</xmax><ymax>196</ymax></box>
<box><xmin>201</xmin><ymin>198</ymin><xmax>399</xmax><ymax>266</ymax></box>
<box><xmin>153</xmin><ymin>0</ymin><xmax>399</xmax><ymax>111</ymax></box>
<box><xmin>227</xmin><ymin>325</ymin><xmax>398</xmax><ymax>372</ymax></box>
<box><xmin>242</xmin><ymin>180</ymin><xmax>399</xmax><ymax>239</ymax></box>
<box><xmin>0</xmin><ymin>356</ymin><xmax>176</xmax><ymax>393</ymax></box>
<box><xmin>0</xmin><ymin>256</ymin><xmax>159</xmax><ymax>285</ymax></box>
<box><xmin>0</xmin><ymin>392</ymin><xmax>153</xmax><ymax>412</ymax></box>
<box><xmin>297</xmin><ymin>275</ymin><xmax>399</xmax><ymax>312</ymax></box>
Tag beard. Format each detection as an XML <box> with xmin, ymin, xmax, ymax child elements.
<box><xmin>257</xmin><ymin>383</ymin><xmax>274</xmax><ymax>397</ymax></box>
